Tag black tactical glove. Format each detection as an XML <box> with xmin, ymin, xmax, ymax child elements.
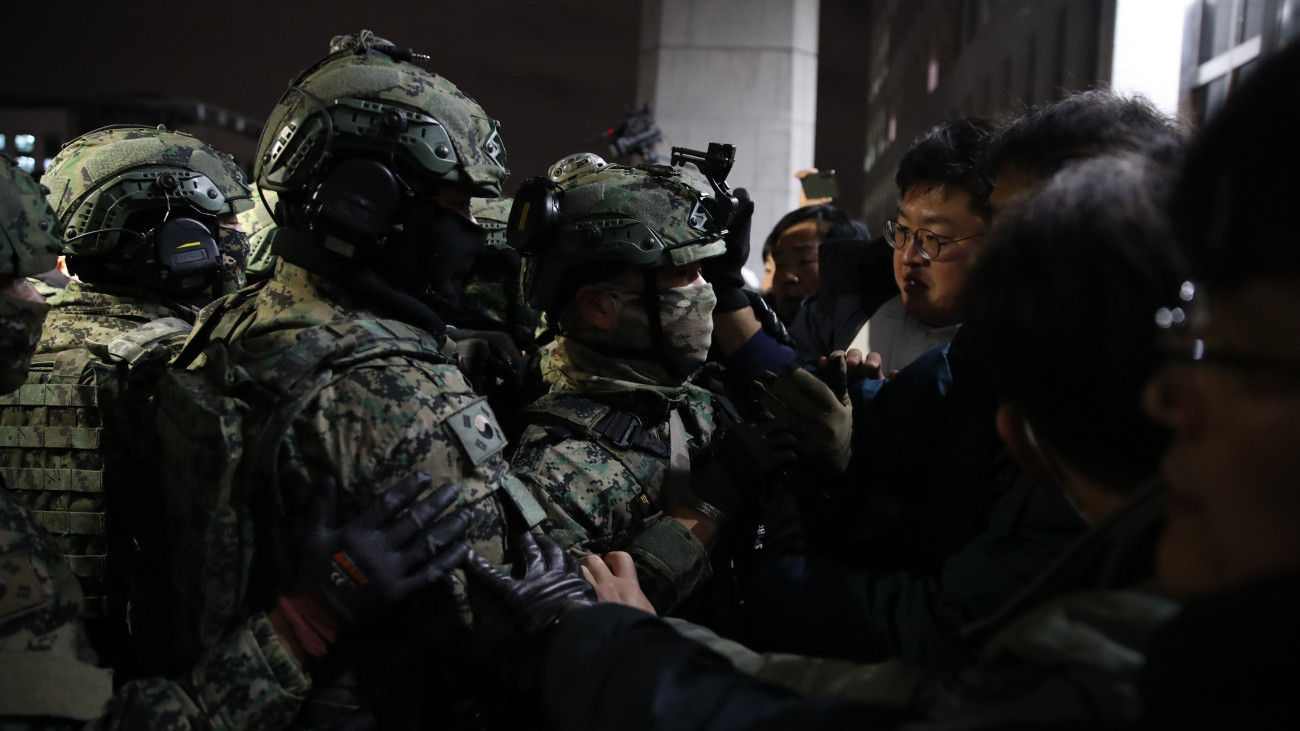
<box><xmin>464</xmin><ymin>532</ymin><xmax>597</xmax><ymax>636</ymax></box>
<box><xmin>448</xmin><ymin>328</ymin><xmax>524</xmax><ymax>384</ymax></box>
<box><xmin>690</xmin><ymin>418</ymin><xmax>798</xmax><ymax>524</ymax></box>
<box><xmin>278</xmin><ymin>471</ymin><xmax>470</xmax><ymax>657</ymax></box>
<box><xmin>701</xmin><ymin>187</ymin><xmax>755</xmax><ymax>313</ymax></box>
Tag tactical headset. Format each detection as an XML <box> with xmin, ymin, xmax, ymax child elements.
<box><xmin>61</xmin><ymin>171</ymin><xmax>225</xmax><ymax>296</ymax></box>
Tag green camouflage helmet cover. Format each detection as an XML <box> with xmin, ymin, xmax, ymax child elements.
<box><xmin>0</xmin><ymin>155</ymin><xmax>62</xmax><ymax>277</ymax></box>
<box><xmin>256</xmin><ymin>33</ymin><xmax>508</xmax><ymax>198</ymax></box>
<box><xmin>42</xmin><ymin>125</ymin><xmax>253</xmax><ymax>258</ymax></box>
<box><xmin>519</xmin><ymin>160</ymin><xmax>726</xmax><ymax>310</ymax></box>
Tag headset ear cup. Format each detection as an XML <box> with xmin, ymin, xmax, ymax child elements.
<box><xmin>153</xmin><ymin>217</ymin><xmax>221</xmax><ymax>293</ymax></box>
<box><xmin>507</xmin><ymin>177</ymin><xmax>564</xmax><ymax>254</ymax></box>
<box><xmin>306</xmin><ymin>158</ymin><xmax>404</xmax><ymax>256</ymax></box>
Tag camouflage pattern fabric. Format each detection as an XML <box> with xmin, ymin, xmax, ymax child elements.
<box><xmin>36</xmin><ymin>283</ymin><xmax>198</xmax><ymax>357</ymax></box>
<box><xmin>510</xmin><ymin>335</ymin><xmax>719</xmax><ymax>612</ymax></box>
<box><xmin>238</xmin><ymin>185</ymin><xmax>279</xmax><ymax>283</ymax></box>
<box><xmin>457</xmin><ymin>196</ymin><xmax>544</xmax><ymax>339</ymax></box>
<box><xmin>0</xmin><ymin>481</ymin><xmax>311</xmax><ymax>730</ymax></box>
<box><xmin>3</xmin><ymin>283</ymin><xmax>195</xmax><ymax>655</ymax></box>
<box><xmin>256</xmin><ymin>46</ymin><xmax>508</xmax><ymax>198</ymax></box>
<box><xmin>0</xmin><ymin>156</ymin><xmax>61</xmax><ymax>278</ymax></box>
<box><xmin>26</xmin><ymin>275</ymin><xmax>67</xmax><ymax>302</ymax></box>
<box><xmin>169</xmin><ymin>258</ymin><xmax>521</xmax><ymax>719</ymax></box>
<box><xmin>517</xmin><ymin>162</ymin><xmax>726</xmax><ymax>311</ymax></box>
<box><xmin>42</xmin><ymin>125</ymin><xmax>253</xmax><ymax>241</ymax></box>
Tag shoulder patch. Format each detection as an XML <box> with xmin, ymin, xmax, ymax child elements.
<box><xmin>0</xmin><ymin>550</ymin><xmax>50</xmax><ymax>620</ymax></box>
<box><xmin>446</xmin><ymin>400</ymin><xmax>507</xmax><ymax>466</ymax></box>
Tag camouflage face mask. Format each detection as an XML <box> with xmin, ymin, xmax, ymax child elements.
<box><xmin>216</xmin><ymin>226</ymin><xmax>250</xmax><ymax>296</ymax></box>
<box><xmin>602</xmin><ymin>281</ymin><xmax>717</xmax><ymax>368</ymax></box>
<box><xmin>557</xmin><ymin>279</ymin><xmax>712</xmax><ymax>386</ymax></box>
<box><xmin>0</xmin><ymin>293</ymin><xmax>51</xmax><ymax>394</ymax></box>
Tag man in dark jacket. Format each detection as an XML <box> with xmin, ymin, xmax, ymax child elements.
<box><xmin>787</xmin><ymin>119</ymin><xmax>992</xmax><ymax>371</ymax></box>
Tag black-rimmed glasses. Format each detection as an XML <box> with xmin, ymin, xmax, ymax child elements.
<box><xmin>883</xmin><ymin>218</ymin><xmax>984</xmax><ymax>260</ymax></box>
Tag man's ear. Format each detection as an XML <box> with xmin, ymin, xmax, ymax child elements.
<box><xmin>996</xmin><ymin>403</ymin><xmax>1066</xmax><ymax>487</ymax></box>
<box><xmin>574</xmin><ymin>284</ymin><xmax>618</xmax><ymax>332</ymax></box>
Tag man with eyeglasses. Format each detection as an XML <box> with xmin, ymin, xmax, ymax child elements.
<box><xmin>788</xmin><ymin>119</ymin><xmax>993</xmax><ymax>375</ymax></box>
<box><xmin>868</xmin><ymin>119</ymin><xmax>994</xmax><ymax>375</ymax></box>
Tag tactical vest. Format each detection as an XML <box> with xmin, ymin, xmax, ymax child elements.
<box><xmin>153</xmin><ymin>284</ymin><xmax>512</xmax><ymax>671</ymax></box>
<box><xmin>513</xmin><ymin>387</ymin><xmax>742</xmax><ymax>522</ymax></box>
<box><xmin>0</xmin><ymin>317</ymin><xmax>190</xmax><ymax>670</ymax></box>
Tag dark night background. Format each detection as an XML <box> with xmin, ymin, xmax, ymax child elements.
<box><xmin>0</xmin><ymin>1</ymin><xmax>869</xmax><ymax>212</ymax></box>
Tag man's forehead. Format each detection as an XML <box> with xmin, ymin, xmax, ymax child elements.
<box><xmin>774</xmin><ymin>220</ymin><xmax>826</xmax><ymax>250</ymax></box>
<box><xmin>898</xmin><ymin>185</ymin><xmax>975</xmax><ymax>225</ymax></box>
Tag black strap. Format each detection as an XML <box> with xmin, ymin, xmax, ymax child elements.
<box><xmin>520</xmin><ymin>394</ymin><xmax>670</xmax><ymax>459</ymax></box>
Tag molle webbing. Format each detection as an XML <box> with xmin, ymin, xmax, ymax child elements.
<box><xmin>0</xmin><ymin>316</ymin><xmax>191</xmax><ymax>616</ymax></box>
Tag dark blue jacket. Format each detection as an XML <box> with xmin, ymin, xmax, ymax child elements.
<box><xmin>744</xmin><ymin>332</ymin><xmax>1087</xmax><ymax>670</ymax></box>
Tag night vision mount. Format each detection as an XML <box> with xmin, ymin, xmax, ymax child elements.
<box><xmin>670</xmin><ymin>143</ymin><xmax>739</xmax><ymax>231</ymax></box>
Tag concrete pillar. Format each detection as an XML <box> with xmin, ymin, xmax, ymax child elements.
<box><xmin>639</xmin><ymin>0</ymin><xmax>820</xmax><ymax>278</ymax></box>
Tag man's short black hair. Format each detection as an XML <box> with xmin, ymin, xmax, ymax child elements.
<box><xmin>895</xmin><ymin>118</ymin><xmax>996</xmax><ymax>220</ymax></box>
<box><xmin>988</xmin><ymin>89</ymin><xmax>1188</xmax><ymax>183</ymax></box>
<box><xmin>1171</xmin><ymin>40</ymin><xmax>1300</xmax><ymax>294</ymax></box>
<box><xmin>962</xmin><ymin>154</ymin><xmax>1187</xmax><ymax>492</ymax></box>
<box><xmin>761</xmin><ymin>204</ymin><xmax>870</xmax><ymax>259</ymax></box>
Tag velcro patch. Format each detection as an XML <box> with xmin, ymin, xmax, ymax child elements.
<box><xmin>447</xmin><ymin>400</ymin><xmax>507</xmax><ymax>467</ymax></box>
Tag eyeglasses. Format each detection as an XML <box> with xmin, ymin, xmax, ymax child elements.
<box><xmin>1155</xmin><ymin>280</ymin><xmax>1300</xmax><ymax>381</ymax></box>
<box><xmin>883</xmin><ymin>219</ymin><xmax>984</xmax><ymax>260</ymax></box>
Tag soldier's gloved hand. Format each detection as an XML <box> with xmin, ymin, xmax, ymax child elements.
<box><xmin>690</xmin><ymin>418</ymin><xmax>798</xmax><ymax>524</ymax></box>
<box><xmin>449</xmin><ymin>328</ymin><xmax>525</xmax><ymax>402</ymax></box>
<box><xmin>701</xmin><ymin>187</ymin><xmax>754</xmax><ymax>313</ymax></box>
<box><xmin>464</xmin><ymin>532</ymin><xmax>597</xmax><ymax>636</ymax></box>
<box><xmin>755</xmin><ymin>360</ymin><xmax>853</xmax><ymax>474</ymax></box>
<box><xmin>278</xmin><ymin>471</ymin><xmax>470</xmax><ymax>657</ymax></box>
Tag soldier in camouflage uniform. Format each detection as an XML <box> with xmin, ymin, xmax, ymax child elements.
<box><xmin>0</xmin><ymin>154</ymin><xmax>285</xmax><ymax>727</ymax></box>
<box><xmin>159</xmin><ymin>31</ymin><xmax>543</xmax><ymax>724</ymax></box>
<box><xmin>38</xmin><ymin>124</ymin><xmax>254</xmax><ymax>354</ymax></box>
<box><xmin>0</xmin><ymin>126</ymin><xmax>254</xmax><ymax>671</ymax></box>
<box><xmin>506</xmin><ymin>154</ymin><xmax>797</xmax><ymax>615</ymax></box>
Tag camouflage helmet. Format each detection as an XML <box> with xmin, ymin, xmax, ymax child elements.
<box><xmin>0</xmin><ymin>155</ymin><xmax>61</xmax><ymax>277</ymax></box>
<box><xmin>42</xmin><ymin>125</ymin><xmax>253</xmax><ymax>258</ymax></box>
<box><xmin>515</xmin><ymin>157</ymin><xmax>727</xmax><ymax>311</ymax></box>
<box><xmin>238</xmin><ymin>183</ymin><xmax>280</xmax><ymax>279</ymax></box>
<box><xmin>256</xmin><ymin>30</ymin><xmax>508</xmax><ymax>199</ymax></box>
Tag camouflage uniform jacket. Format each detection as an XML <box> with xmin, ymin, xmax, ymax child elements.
<box><xmin>37</xmin><ymin>282</ymin><xmax>198</xmax><ymax>359</ymax></box>
<box><xmin>181</xmin><ymin>259</ymin><xmax>523</xmax><ymax>718</ymax></box>
<box><xmin>0</xmin><ymin>482</ymin><xmax>310</xmax><ymax>730</ymax></box>
<box><xmin>509</xmin><ymin>336</ymin><xmax>722</xmax><ymax>613</ymax></box>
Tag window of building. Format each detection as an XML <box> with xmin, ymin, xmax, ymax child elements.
<box><xmin>15</xmin><ymin>156</ymin><xmax>36</xmax><ymax>174</ymax></box>
<box><xmin>1188</xmin><ymin>0</ymin><xmax>1268</xmax><ymax>120</ymax></box>
<box><xmin>14</xmin><ymin>134</ymin><xmax>35</xmax><ymax>154</ymax></box>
